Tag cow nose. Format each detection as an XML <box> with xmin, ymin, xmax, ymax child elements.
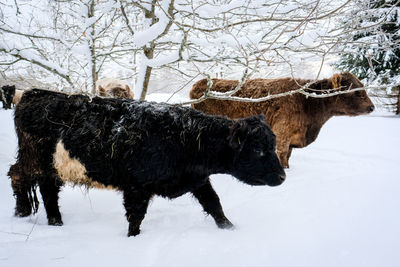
<box><xmin>367</xmin><ymin>105</ymin><xmax>375</xmax><ymax>113</ymax></box>
<box><xmin>279</xmin><ymin>173</ymin><xmax>286</xmax><ymax>183</ymax></box>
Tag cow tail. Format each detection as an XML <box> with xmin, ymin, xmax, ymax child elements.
<box><xmin>28</xmin><ymin>185</ymin><xmax>39</xmax><ymax>214</ymax></box>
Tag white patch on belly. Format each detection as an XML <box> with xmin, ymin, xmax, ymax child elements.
<box><xmin>53</xmin><ymin>141</ymin><xmax>115</xmax><ymax>190</ymax></box>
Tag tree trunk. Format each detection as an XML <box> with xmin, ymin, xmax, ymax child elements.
<box><xmin>89</xmin><ymin>0</ymin><xmax>97</xmax><ymax>94</ymax></box>
<box><xmin>140</xmin><ymin>66</ymin><xmax>153</xmax><ymax>100</ymax></box>
<box><xmin>139</xmin><ymin>46</ymin><xmax>154</xmax><ymax>100</ymax></box>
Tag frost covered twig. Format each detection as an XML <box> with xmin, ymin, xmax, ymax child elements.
<box><xmin>0</xmin><ymin>0</ymin><xmax>398</xmax><ymax>103</ymax></box>
<box><xmin>179</xmin><ymin>82</ymin><xmax>400</xmax><ymax>106</ymax></box>
<box><xmin>0</xmin><ymin>47</ymin><xmax>73</xmax><ymax>88</ymax></box>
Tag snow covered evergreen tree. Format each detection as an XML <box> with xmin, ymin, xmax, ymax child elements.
<box><xmin>335</xmin><ymin>0</ymin><xmax>400</xmax><ymax>113</ymax></box>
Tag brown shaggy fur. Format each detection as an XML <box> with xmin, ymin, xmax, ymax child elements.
<box><xmin>95</xmin><ymin>78</ymin><xmax>133</xmax><ymax>99</ymax></box>
<box><xmin>190</xmin><ymin>72</ymin><xmax>375</xmax><ymax>168</ymax></box>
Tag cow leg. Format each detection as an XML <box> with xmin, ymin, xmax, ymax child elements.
<box><xmin>37</xmin><ymin>144</ymin><xmax>63</xmax><ymax>226</ymax></box>
<box><xmin>8</xmin><ymin>161</ymin><xmax>39</xmax><ymax>217</ymax></box>
<box><xmin>192</xmin><ymin>179</ymin><xmax>233</xmax><ymax>229</ymax></box>
<box><xmin>38</xmin><ymin>171</ymin><xmax>63</xmax><ymax>226</ymax></box>
<box><xmin>123</xmin><ymin>189</ymin><xmax>151</xmax><ymax>237</ymax></box>
<box><xmin>9</xmin><ymin>163</ymin><xmax>33</xmax><ymax>217</ymax></box>
<box><xmin>13</xmin><ymin>184</ymin><xmax>34</xmax><ymax>217</ymax></box>
<box><xmin>13</xmin><ymin>186</ymin><xmax>32</xmax><ymax>217</ymax></box>
<box><xmin>276</xmin><ymin>139</ymin><xmax>290</xmax><ymax>168</ymax></box>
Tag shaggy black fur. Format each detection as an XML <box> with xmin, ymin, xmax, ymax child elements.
<box><xmin>9</xmin><ymin>89</ymin><xmax>285</xmax><ymax>236</ymax></box>
<box><xmin>0</xmin><ymin>85</ymin><xmax>16</xmax><ymax>109</ymax></box>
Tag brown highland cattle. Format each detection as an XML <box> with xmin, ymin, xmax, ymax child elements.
<box><xmin>190</xmin><ymin>72</ymin><xmax>375</xmax><ymax>168</ymax></box>
<box><xmin>95</xmin><ymin>78</ymin><xmax>134</xmax><ymax>99</ymax></box>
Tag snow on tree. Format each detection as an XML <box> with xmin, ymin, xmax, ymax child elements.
<box><xmin>0</xmin><ymin>0</ymin><xmax>136</xmax><ymax>93</ymax></box>
<box><xmin>1</xmin><ymin>0</ymin><xmax>368</xmax><ymax>100</ymax></box>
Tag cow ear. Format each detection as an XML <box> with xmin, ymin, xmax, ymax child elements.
<box><xmin>332</xmin><ymin>73</ymin><xmax>342</xmax><ymax>89</ymax></box>
<box><xmin>125</xmin><ymin>85</ymin><xmax>133</xmax><ymax>98</ymax></box>
<box><xmin>98</xmin><ymin>85</ymin><xmax>106</xmax><ymax>95</ymax></box>
<box><xmin>228</xmin><ymin>120</ymin><xmax>249</xmax><ymax>150</ymax></box>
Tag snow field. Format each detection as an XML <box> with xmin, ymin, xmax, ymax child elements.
<box><xmin>0</xmin><ymin>104</ymin><xmax>399</xmax><ymax>267</ymax></box>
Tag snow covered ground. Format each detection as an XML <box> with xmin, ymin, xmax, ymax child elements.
<box><xmin>0</xmin><ymin>98</ymin><xmax>399</xmax><ymax>267</ymax></box>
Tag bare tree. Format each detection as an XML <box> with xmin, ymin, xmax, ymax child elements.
<box><xmin>117</xmin><ymin>0</ymin><xmax>357</xmax><ymax>99</ymax></box>
<box><xmin>0</xmin><ymin>0</ymin><xmax>133</xmax><ymax>92</ymax></box>
<box><xmin>1</xmin><ymin>0</ymin><xmax>398</xmax><ymax>102</ymax></box>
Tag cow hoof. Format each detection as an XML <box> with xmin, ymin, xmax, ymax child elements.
<box><xmin>15</xmin><ymin>208</ymin><xmax>32</xmax><ymax>218</ymax></box>
<box><xmin>48</xmin><ymin>217</ymin><xmax>63</xmax><ymax>226</ymax></box>
<box><xmin>217</xmin><ymin>220</ymin><xmax>234</xmax><ymax>230</ymax></box>
<box><xmin>127</xmin><ymin>228</ymin><xmax>140</xmax><ymax>237</ymax></box>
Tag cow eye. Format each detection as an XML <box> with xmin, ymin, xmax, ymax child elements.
<box><xmin>254</xmin><ymin>149</ymin><xmax>264</xmax><ymax>157</ymax></box>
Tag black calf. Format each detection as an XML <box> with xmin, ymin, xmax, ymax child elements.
<box><xmin>9</xmin><ymin>89</ymin><xmax>285</xmax><ymax>236</ymax></box>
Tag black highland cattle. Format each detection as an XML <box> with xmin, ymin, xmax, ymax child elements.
<box><xmin>0</xmin><ymin>85</ymin><xmax>16</xmax><ymax>109</ymax></box>
<box><xmin>9</xmin><ymin>89</ymin><xmax>285</xmax><ymax>236</ymax></box>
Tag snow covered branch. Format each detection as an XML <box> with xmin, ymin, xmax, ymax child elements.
<box><xmin>180</xmin><ymin>83</ymin><xmax>400</xmax><ymax>106</ymax></box>
<box><xmin>0</xmin><ymin>0</ymin><xmax>398</xmax><ymax>105</ymax></box>
<box><xmin>0</xmin><ymin>46</ymin><xmax>73</xmax><ymax>87</ymax></box>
